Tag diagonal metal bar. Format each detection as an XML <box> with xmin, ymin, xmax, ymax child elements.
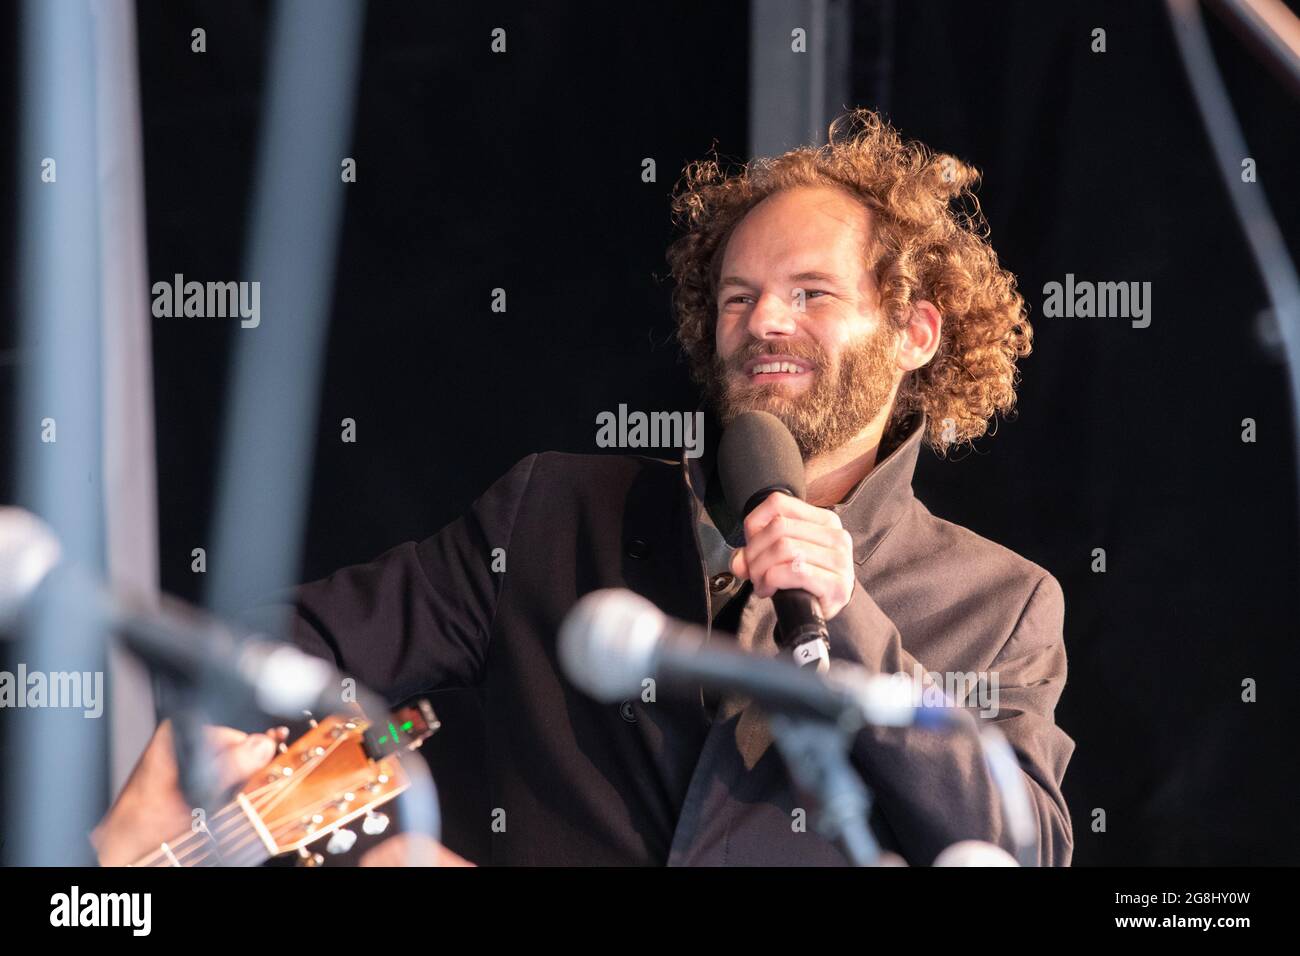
<box><xmin>204</xmin><ymin>0</ymin><xmax>367</xmax><ymax>619</ymax></box>
<box><xmin>1167</xmin><ymin>0</ymin><xmax>1300</xmax><ymax>563</ymax></box>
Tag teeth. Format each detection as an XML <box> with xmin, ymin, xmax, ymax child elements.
<box><xmin>751</xmin><ymin>361</ymin><xmax>805</xmax><ymax>375</ymax></box>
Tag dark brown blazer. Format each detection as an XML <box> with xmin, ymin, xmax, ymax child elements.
<box><xmin>282</xmin><ymin>412</ymin><xmax>1074</xmax><ymax>865</ymax></box>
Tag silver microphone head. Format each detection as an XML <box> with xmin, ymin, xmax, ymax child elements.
<box><xmin>558</xmin><ymin>588</ymin><xmax>665</xmax><ymax>702</ymax></box>
<box><xmin>0</xmin><ymin>507</ymin><xmax>63</xmax><ymax>629</ymax></box>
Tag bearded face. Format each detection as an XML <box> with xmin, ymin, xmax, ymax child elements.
<box><xmin>707</xmin><ymin>319</ymin><xmax>899</xmax><ymax>459</ymax></box>
<box><xmin>706</xmin><ymin>186</ymin><xmax>909</xmax><ymax>459</ymax></box>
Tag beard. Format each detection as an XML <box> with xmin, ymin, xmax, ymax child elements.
<box><xmin>707</xmin><ymin>324</ymin><xmax>898</xmax><ymax>460</ymax></box>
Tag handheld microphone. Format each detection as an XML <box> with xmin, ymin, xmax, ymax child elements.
<box><xmin>718</xmin><ymin>410</ymin><xmax>830</xmax><ymax>671</ymax></box>
<box><xmin>558</xmin><ymin>588</ymin><xmax>958</xmax><ymax>731</ymax></box>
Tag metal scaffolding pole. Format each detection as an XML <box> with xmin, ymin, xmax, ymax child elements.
<box><xmin>13</xmin><ymin>0</ymin><xmax>107</xmax><ymax>866</ymax></box>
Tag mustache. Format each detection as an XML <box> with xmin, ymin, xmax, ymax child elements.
<box><xmin>720</xmin><ymin>340</ymin><xmax>826</xmax><ymax>371</ymax></box>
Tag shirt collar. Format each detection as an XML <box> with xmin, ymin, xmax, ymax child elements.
<box><xmin>683</xmin><ymin>410</ymin><xmax>927</xmax><ymax>567</ymax></box>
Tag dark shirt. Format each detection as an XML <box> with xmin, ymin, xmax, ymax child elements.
<box><xmin>280</xmin><ymin>412</ymin><xmax>1074</xmax><ymax>865</ymax></box>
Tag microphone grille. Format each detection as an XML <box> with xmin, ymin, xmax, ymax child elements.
<box><xmin>718</xmin><ymin>411</ymin><xmax>806</xmax><ymax>518</ymax></box>
<box><xmin>558</xmin><ymin>589</ymin><xmax>664</xmax><ymax>702</ymax></box>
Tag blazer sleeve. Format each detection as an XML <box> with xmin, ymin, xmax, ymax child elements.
<box><xmin>254</xmin><ymin>454</ymin><xmax>537</xmax><ymax>705</ymax></box>
<box><xmin>835</xmin><ymin>572</ymin><xmax>1075</xmax><ymax>866</ymax></box>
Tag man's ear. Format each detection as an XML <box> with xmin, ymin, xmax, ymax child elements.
<box><xmin>896</xmin><ymin>300</ymin><xmax>942</xmax><ymax>372</ymax></box>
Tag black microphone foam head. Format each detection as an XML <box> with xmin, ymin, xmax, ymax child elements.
<box><xmin>718</xmin><ymin>410</ymin><xmax>806</xmax><ymax>518</ymax></box>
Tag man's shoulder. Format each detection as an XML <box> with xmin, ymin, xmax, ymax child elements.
<box><xmin>505</xmin><ymin>450</ymin><xmax>681</xmax><ymax>487</ymax></box>
<box><xmin>480</xmin><ymin>451</ymin><xmax>683</xmax><ymax>513</ymax></box>
<box><xmin>902</xmin><ymin>498</ymin><xmax>1061</xmax><ymax>603</ymax></box>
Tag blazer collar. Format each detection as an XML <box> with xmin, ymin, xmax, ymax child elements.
<box><xmin>684</xmin><ymin>410</ymin><xmax>927</xmax><ymax>567</ymax></box>
<box><xmin>831</xmin><ymin>410</ymin><xmax>925</xmax><ymax>565</ymax></box>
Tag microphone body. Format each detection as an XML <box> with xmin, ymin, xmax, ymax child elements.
<box><xmin>719</xmin><ymin>411</ymin><xmax>831</xmax><ymax>670</ymax></box>
<box><xmin>770</xmin><ymin>589</ymin><xmax>830</xmax><ymax>668</ymax></box>
<box><xmin>559</xmin><ymin>588</ymin><xmax>957</xmax><ymax>731</ymax></box>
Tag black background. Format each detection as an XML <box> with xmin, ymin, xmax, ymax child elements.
<box><xmin>4</xmin><ymin>0</ymin><xmax>1299</xmax><ymax>866</ymax></box>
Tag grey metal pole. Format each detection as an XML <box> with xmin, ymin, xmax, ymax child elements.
<box><xmin>1167</xmin><ymin>0</ymin><xmax>1300</xmax><ymax>565</ymax></box>
<box><xmin>204</xmin><ymin>0</ymin><xmax>367</xmax><ymax>620</ymax></box>
<box><xmin>13</xmin><ymin>0</ymin><xmax>107</xmax><ymax>866</ymax></box>
<box><xmin>749</xmin><ymin>0</ymin><xmax>853</xmax><ymax>158</ymax></box>
<box><xmin>92</xmin><ymin>0</ymin><xmax>161</xmax><ymax>798</ymax></box>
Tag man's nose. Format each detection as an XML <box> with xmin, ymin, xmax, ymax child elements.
<box><xmin>745</xmin><ymin>290</ymin><xmax>799</xmax><ymax>339</ymax></box>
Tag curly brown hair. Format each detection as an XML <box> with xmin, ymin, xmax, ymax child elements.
<box><xmin>666</xmin><ymin>109</ymin><xmax>1031</xmax><ymax>454</ymax></box>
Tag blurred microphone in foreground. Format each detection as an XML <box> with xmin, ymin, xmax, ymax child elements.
<box><xmin>559</xmin><ymin>588</ymin><xmax>1039</xmax><ymax>866</ymax></box>
<box><xmin>559</xmin><ymin>587</ymin><xmax>959</xmax><ymax>731</ymax></box>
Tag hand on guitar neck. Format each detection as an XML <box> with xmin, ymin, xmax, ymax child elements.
<box><xmin>92</xmin><ymin>715</ymin><xmax>471</xmax><ymax>867</ymax></box>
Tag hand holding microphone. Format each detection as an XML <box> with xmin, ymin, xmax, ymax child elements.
<box><xmin>719</xmin><ymin>411</ymin><xmax>857</xmax><ymax>670</ymax></box>
<box><xmin>728</xmin><ymin>491</ymin><xmax>857</xmax><ymax>621</ymax></box>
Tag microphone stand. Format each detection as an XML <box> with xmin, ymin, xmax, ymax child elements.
<box><xmin>768</xmin><ymin>712</ymin><xmax>880</xmax><ymax>867</ymax></box>
<box><xmin>169</xmin><ymin>694</ymin><xmax>227</xmax><ymax>813</ymax></box>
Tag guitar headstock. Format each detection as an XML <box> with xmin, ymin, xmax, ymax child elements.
<box><xmin>239</xmin><ymin>700</ymin><xmax>439</xmax><ymax>862</ymax></box>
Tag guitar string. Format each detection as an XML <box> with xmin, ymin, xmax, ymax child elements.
<box><xmin>137</xmin><ymin>788</ymin><xmax>281</xmax><ymax>867</ymax></box>
<box><xmin>150</xmin><ymin>727</ymin><xmax>357</xmax><ymax>864</ymax></box>
<box><xmin>145</xmin><ymin>777</ymin><xmax>400</xmax><ymax>868</ymax></box>
<box><xmin>181</xmin><ymin>739</ymin><xmax>405</xmax><ymax>868</ymax></box>
<box><xmin>140</xmin><ymin>724</ymin><xmax>399</xmax><ymax>868</ymax></box>
<box><xmin>162</xmin><ymin>731</ymin><xmax>363</xmax><ymax>866</ymax></box>
<box><xmin>132</xmin><ymin>776</ymin><xmax>291</xmax><ymax>866</ymax></box>
<box><xmin>175</xmin><ymin>739</ymin><xmax>388</xmax><ymax>866</ymax></box>
<box><xmin>247</xmin><ymin>729</ymin><xmax>355</xmax><ymax>822</ymax></box>
<box><xmin>162</xmin><ymin>760</ymin><xmax>332</xmax><ymax>866</ymax></box>
<box><xmin>136</xmin><ymin>789</ymin><xmax>278</xmax><ymax>867</ymax></box>
<box><xmin>134</xmin><ymin>744</ymin><xmax>336</xmax><ymax>866</ymax></box>
<box><xmin>170</xmin><ymin>780</ymin><xmax>391</xmax><ymax>866</ymax></box>
<box><xmin>171</xmin><ymin>730</ymin><xmax>362</xmax><ymax>864</ymax></box>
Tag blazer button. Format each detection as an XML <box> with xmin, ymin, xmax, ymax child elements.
<box><xmin>709</xmin><ymin>572</ymin><xmax>735</xmax><ymax>593</ymax></box>
<box><xmin>626</xmin><ymin>537</ymin><xmax>651</xmax><ymax>559</ymax></box>
<box><xmin>618</xmin><ymin>700</ymin><xmax>638</xmax><ymax>723</ymax></box>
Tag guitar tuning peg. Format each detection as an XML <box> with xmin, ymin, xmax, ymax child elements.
<box><xmin>362</xmin><ymin>809</ymin><xmax>390</xmax><ymax>836</ymax></box>
<box><xmin>296</xmin><ymin>847</ymin><xmax>324</xmax><ymax>867</ymax></box>
<box><xmin>302</xmin><ymin>709</ymin><xmax>318</xmax><ymax>728</ymax></box>
<box><xmin>326</xmin><ymin>828</ymin><xmax>358</xmax><ymax>855</ymax></box>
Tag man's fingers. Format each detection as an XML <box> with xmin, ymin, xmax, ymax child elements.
<box><xmin>759</xmin><ymin>557</ymin><xmax>837</xmax><ymax>593</ymax></box>
<box><xmin>743</xmin><ymin>492</ymin><xmax>842</xmax><ymax>540</ymax></box>
<box><xmin>729</xmin><ymin>547</ymin><xmax>748</xmax><ymax>580</ymax></box>
<box><xmin>216</xmin><ymin>733</ymin><xmax>279</xmax><ymax>791</ymax></box>
<box><xmin>743</xmin><ymin>512</ymin><xmax>850</xmax><ymax>558</ymax></box>
<box><xmin>202</xmin><ymin>726</ymin><xmax>250</xmax><ymax>750</ymax></box>
<box><xmin>731</xmin><ymin>520</ymin><xmax>849</xmax><ymax>582</ymax></box>
<box><xmin>759</xmin><ymin>560</ymin><xmax>850</xmax><ymax>610</ymax></box>
<box><xmin>731</xmin><ymin>536</ymin><xmax>848</xmax><ymax>595</ymax></box>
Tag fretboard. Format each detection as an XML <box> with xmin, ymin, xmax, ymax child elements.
<box><xmin>131</xmin><ymin>794</ymin><xmax>275</xmax><ymax>867</ymax></box>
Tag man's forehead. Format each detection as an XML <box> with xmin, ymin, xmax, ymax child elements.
<box><xmin>719</xmin><ymin>186</ymin><xmax>872</xmax><ymax>282</ymax></box>
<box><xmin>747</xmin><ymin>184</ymin><xmax>870</xmax><ymax>233</ymax></box>
<box><xmin>718</xmin><ymin>268</ymin><xmax>851</xmax><ymax>290</ymax></box>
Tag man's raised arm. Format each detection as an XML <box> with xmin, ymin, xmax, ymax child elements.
<box><xmin>247</xmin><ymin>454</ymin><xmax>538</xmax><ymax>705</ymax></box>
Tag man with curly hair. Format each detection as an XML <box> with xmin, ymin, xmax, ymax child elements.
<box><xmin>95</xmin><ymin>111</ymin><xmax>1072</xmax><ymax>868</ymax></box>
<box><xmin>671</xmin><ymin>112</ymin><xmax>1031</xmax><ymax>459</ymax></box>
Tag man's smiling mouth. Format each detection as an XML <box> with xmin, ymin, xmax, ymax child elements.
<box><xmin>742</xmin><ymin>354</ymin><xmax>814</xmax><ymax>380</ymax></box>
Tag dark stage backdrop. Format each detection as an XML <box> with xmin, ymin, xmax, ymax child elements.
<box><xmin>5</xmin><ymin>0</ymin><xmax>1298</xmax><ymax>865</ymax></box>
<box><xmin>869</xmin><ymin>1</ymin><xmax>1300</xmax><ymax>866</ymax></box>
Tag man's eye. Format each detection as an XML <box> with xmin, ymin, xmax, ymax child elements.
<box><xmin>724</xmin><ymin>295</ymin><xmax>754</xmax><ymax>305</ymax></box>
<box><xmin>801</xmin><ymin>289</ymin><xmax>829</xmax><ymax>299</ymax></box>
